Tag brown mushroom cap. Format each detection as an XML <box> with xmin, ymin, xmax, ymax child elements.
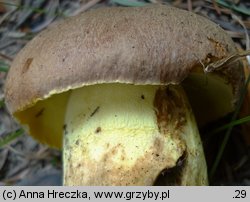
<box><xmin>4</xmin><ymin>5</ymin><xmax>244</xmax><ymax>148</ymax></box>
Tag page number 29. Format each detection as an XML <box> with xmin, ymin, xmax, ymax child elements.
<box><xmin>233</xmin><ymin>190</ymin><xmax>247</xmax><ymax>199</ymax></box>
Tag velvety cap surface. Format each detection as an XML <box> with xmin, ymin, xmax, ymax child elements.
<box><xmin>5</xmin><ymin>5</ymin><xmax>242</xmax><ymax>113</ymax></box>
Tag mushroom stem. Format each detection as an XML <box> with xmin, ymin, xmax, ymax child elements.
<box><xmin>63</xmin><ymin>84</ymin><xmax>208</xmax><ymax>185</ymax></box>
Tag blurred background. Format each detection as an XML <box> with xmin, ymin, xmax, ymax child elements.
<box><xmin>0</xmin><ymin>0</ymin><xmax>250</xmax><ymax>186</ymax></box>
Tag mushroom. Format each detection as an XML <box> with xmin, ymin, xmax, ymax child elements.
<box><xmin>4</xmin><ymin>5</ymin><xmax>244</xmax><ymax>185</ymax></box>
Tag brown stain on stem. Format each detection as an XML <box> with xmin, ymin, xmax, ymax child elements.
<box><xmin>64</xmin><ymin>138</ymin><xmax>179</xmax><ymax>185</ymax></box>
<box><xmin>153</xmin><ymin>86</ymin><xmax>187</xmax><ymax>136</ymax></box>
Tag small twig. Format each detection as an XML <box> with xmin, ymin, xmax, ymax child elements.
<box><xmin>204</xmin><ymin>50</ymin><xmax>250</xmax><ymax>73</ymax></box>
<box><xmin>3</xmin><ymin>168</ymin><xmax>30</xmax><ymax>184</ymax></box>
<box><xmin>6</xmin><ymin>143</ymin><xmax>49</xmax><ymax>161</ymax></box>
<box><xmin>69</xmin><ymin>0</ymin><xmax>102</xmax><ymax>16</ymax></box>
<box><xmin>226</xmin><ymin>30</ymin><xmax>246</xmax><ymax>39</ymax></box>
<box><xmin>231</xmin><ymin>13</ymin><xmax>250</xmax><ymax>66</ymax></box>
<box><xmin>0</xmin><ymin>52</ymin><xmax>13</xmax><ymax>61</ymax></box>
<box><xmin>26</xmin><ymin>145</ymin><xmax>50</xmax><ymax>160</ymax></box>
<box><xmin>148</xmin><ymin>0</ymin><xmax>162</xmax><ymax>3</ymax></box>
<box><xmin>0</xmin><ymin>2</ymin><xmax>17</xmax><ymax>26</ymax></box>
<box><xmin>212</xmin><ymin>0</ymin><xmax>221</xmax><ymax>14</ymax></box>
<box><xmin>187</xmin><ymin>0</ymin><xmax>193</xmax><ymax>12</ymax></box>
<box><xmin>6</xmin><ymin>145</ymin><xmax>26</xmax><ymax>158</ymax></box>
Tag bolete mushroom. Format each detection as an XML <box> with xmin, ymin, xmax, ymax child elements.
<box><xmin>4</xmin><ymin>5</ymin><xmax>244</xmax><ymax>185</ymax></box>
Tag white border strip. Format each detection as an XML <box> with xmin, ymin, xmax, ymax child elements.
<box><xmin>0</xmin><ymin>186</ymin><xmax>249</xmax><ymax>202</ymax></box>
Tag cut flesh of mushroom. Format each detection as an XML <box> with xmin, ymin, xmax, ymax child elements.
<box><xmin>63</xmin><ymin>83</ymin><xmax>208</xmax><ymax>185</ymax></box>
